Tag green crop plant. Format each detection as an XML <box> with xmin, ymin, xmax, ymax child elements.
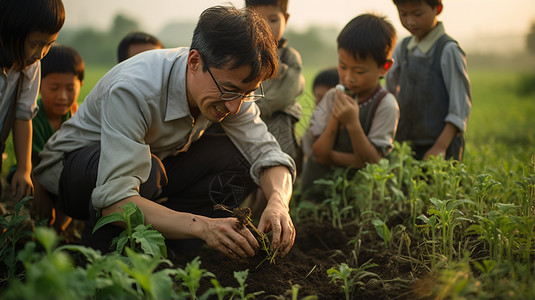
<box><xmin>93</xmin><ymin>201</ymin><xmax>167</xmax><ymax>258</ymax></box>
<box><xmin>424</xmin><ymin>198</ymin><xmax>473</xmax><ymax>261</ymax></box>
<box><xmin>175</xmin><ymin>256</ymin><xmax>214</xmax><ymax>299</ymax></box>
<box><xmin>315</xmin><ymin>170</ymin><xmax>354</xmax><ymax>229</ymax></box>
<box><xmin>0</xmin><ymin>196</ymin><xmax>33</xmax><ymax>282</ymax></box>
<box><xmin>467</xmin><ymin>204</ymin><xmax>524</xmax><ymax>264</ymax></box>
<box><xmin>118</xmin><ymin>247</ymin><xmax>178</xmax><ymax>300</ymax></box>
<box><xmin>472</xmin><ymin>174</ymin><xmax>503</xmax><ymax>214</ymax></box>
<box><xmin>233</xmin><ymin>269</ymin><xmax>265</xmax><ymax>299</ymax></box>
<box><xmin>327</xmin><ymin>261</ymin><xmax>379</xmax><ymax>300</ymax></box>
<box><xmin>372</xmin><ymin>218</ymin><xmax>392</xmax><ymax>250</ymax></box>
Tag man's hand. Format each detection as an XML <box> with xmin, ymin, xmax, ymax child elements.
<box><xmin>257</xmin><ymin>200</ymin><xmax>295</xmax><ymax>257</ymax></box>
<box><xmin>201</xmin><ymin>217</ymin><xmax>260</xmax><ymax>259</ymax></box>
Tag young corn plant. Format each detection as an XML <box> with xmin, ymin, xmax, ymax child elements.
<box><xmin>233</xmin><ymin>269</ymin><xmax>265</xmax><ymax>299</ymax></box>
<box><xmin>175</xmin><ymin>256</ymin><xmax>214</xmax><ymax>299</ymax></box>
<box><xmin>472</xmin><ymin>174</ymin><xmax>503</xmax><ymax>215</ymax></box>
<box><xmin>371</xmin><ymin>218</ymin><xmax>392</xmax><ymax>250</ymax></box>
<box><xmin>327</xmin><ymin>261</ymin><xmax>379</xmax><ymax>300</ymax></box>
<box><xmin>93</xmin><ymin>201</ymin><xmax>167</xmax><ymax>258</ymax></box>
<box><xmin>314</xmin><ymin>171</ymin><xmax>354</xmax><ymax>229</ymax></box>
<box><xmin>118</xmin><ymin>247</ymin><xmax>178</xmax><ymax>300</ymax></box>
<box><xmin>425</xmin><ymin>197</ymin><xmax>473</xmax><ymax>261</ymax></box>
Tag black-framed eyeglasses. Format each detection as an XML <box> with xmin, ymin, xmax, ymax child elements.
<box><xmin>200</xmin><ymin>53</ymin><xmax>265</xmax><ymax>102</ymax></box>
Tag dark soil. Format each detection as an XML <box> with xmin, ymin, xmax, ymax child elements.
<box><xmin>1</xmin><ymin>179</ymin><xmax>422</xmax><ymax>299</ymax></box>
<box><xmin>168</xmin><ymin>220</ymin><xmax>419</xmax><ymax>300</ymax></box>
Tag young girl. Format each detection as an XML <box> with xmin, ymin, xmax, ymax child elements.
<box><xmin>0</xmin><ymin>0</ymin><xmax>65</xmax><ymax>201</ymax></box>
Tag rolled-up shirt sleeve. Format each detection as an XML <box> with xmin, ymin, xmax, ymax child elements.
<box><xmin>441</xmin><ymin>43</ymin><xmax>471</xmax><ymax>132</ymax></box>
<box><xmin>221</xmin><ymin>101</ymin><xmax>296</xmax><ymax>184</ymax></box>
<box><xmin>91</xmin><ymin>82</ymin><xmax>153</xmax><ymax>209</ymax></box>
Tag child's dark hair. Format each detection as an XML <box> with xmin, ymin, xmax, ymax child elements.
<box><xmin>313</xmin><ymin>68</ymin><xmax>339</xmax><ymax>89</ymax></box>
<box><xmin>393</xmin><ymin>0</ymin><xmax>442</xmax><ymax>8</ymax></box>
<box><xmin>41</xmin><ymin>45</ymin><xmax>85</xmax><ymax>82</ymax></box>
<box><xmin>0</xmin><ymin>0</ymin><xmax>65</xmax><ymax>68</ymax></box>
<box><xmin>117</xmin><ymin>31</ymin><xmax>163</xmax><ymax>63</ymax></box>
<box><xmin>337</xmin><ymin>13</ymin><xmax>396</xmax><ymax>67</ymax></box>
<box><xmin>245</xmin><ymin>0</ymin><xmax>288</xmax><ymax>15</ymax></box>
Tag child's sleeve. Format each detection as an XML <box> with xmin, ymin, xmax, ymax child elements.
<box><xmin>15</xmin><ymin>61</ymin><xmax>40</xmax><ymax>120</ymax></box>
<box><xmin>441</xmin><ymin>43</ymin><xmax>472</xmax><ymax>133</ymax></box>
<box><xmin>254</xmin><ymin>47</ymin><xmax>305</xmax><ymax>119</ymax></box>
<box><xmin>367</xmin><ymin>94</ymin><xmax>400</xmax><ymax>156</ymax></box>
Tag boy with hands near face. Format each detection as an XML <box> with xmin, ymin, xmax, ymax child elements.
<box><xmin>301</xmin><ymin>14</ymin><xmax>399</xmax><ymax>200</ymax></box>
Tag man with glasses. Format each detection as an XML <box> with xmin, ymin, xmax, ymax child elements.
<box><xmin>33</xmin><ymin>6</ymin><xmax>296</xmax><ymax>259</ymax></box>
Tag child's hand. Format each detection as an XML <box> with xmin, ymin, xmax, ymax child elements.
<box><xmin>11</xmin><ymin>169</ymin><xmax>34</xmax><ymax>201</ymax></box>
<box><xmin>332</xmin><ymin>89</ymin><xmax>359</xmax><ymax>126</ymax></box>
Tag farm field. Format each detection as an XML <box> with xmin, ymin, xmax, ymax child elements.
<box><xmin>1</xmin><ymin>66</ymin><xmax>534</xmax><ymax>299</ymax></box>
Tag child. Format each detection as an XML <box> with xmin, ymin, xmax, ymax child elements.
<box><xmin>386</xmin><ymin>0</ymin><xmax>471</xmax><ymax>161</ymax></box>
<box><xmin>245</xmin><ymin>0</ymin><xmax>305</xmax><ymax>160</ymax></box>
<box><xmin>117</xmin><ymin>31</ymin><xmax>163</xmax><ymax>63</ymax></box>
<box><xmin>312</xmin><ymin>67</ymin><xmax>339</xmax><ymax>105</ymax></box>
<box><xmin>32</xmin><ymin>45</ymin><xmax>84</xmax><ymax>165</ymax></box>
<box><xmin>30</xmin><ymin>44</ymin><xmax>84</xmax><ymax>232</ymax></box>
<box><xmin>0</xmin><ymin>0</ymin><xmax>65</xmax><ymax>201</ymax></box>
<box><xmin>301</xmin><ymin>13</ymin><xmax>399</xmax><ymax>201</ymax></box>
<box><xmin>244</xmin><ymin>0</ymin><xmax>305</xmax><ymax>216</ymax></box>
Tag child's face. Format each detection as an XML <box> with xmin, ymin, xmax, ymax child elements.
<box><xmin>251</xmin><ymin>5</ymin><xmax>288</xmax><ymax>42</ymax></box>
<box><xmin>396</xmin><ymin>1</ymin><xmax>440</xmax><ymax>40</ymax></box>
<box><xmin>337</xmin><ymin>49</ymin><xmax>389</xmax><ymax>101</ymax></box>
<box><xmin>40</xmin><ymin>73</ymin><xmax>81</xmax><ymax>118</ymax></box>
<box><xmin>24</xmin><ymin>31</ymin><xmax>58</xmax><ymax>67</ymax></box>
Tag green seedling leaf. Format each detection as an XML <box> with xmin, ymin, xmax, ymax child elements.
<box><xmin>93</xmin><ymin>211</ymin><xmax>125</xmax><ymax>233</ymax></box>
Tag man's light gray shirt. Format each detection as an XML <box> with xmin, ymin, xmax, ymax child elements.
<box><xmin>33</xmin><ymin>47</ymin><xmax>295</xmax><ymax>209</ymax></box>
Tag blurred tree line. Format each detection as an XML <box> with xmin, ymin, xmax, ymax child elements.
<box><xmin>57</xmin><ymin>13</ymin><xmax>338</xmax><ymax>69</ymax></box>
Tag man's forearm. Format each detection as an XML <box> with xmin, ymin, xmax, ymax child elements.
<box><xmin>259</xmin><ymin>165</ymin><xmax>293</xmax><ymax>209</ymax></box>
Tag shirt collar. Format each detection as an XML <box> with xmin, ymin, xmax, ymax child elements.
<box><xmin>164</xmin><ymin>48</ymin><xmax>191</xmax><ymax>122</ymax></box>
<box><xmin>407</xmin><ymin>22</ymin><xmax>445</xmax><ymax>54</ymax></box>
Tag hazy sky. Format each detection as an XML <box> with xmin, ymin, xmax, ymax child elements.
<box><xmin>63</xmin><ymin>0</ymin><xmax>534</xmax><ymax>48</ymax></box>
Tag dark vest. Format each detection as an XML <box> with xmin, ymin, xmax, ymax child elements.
<box><xmin>395</xmin><ymin>34</ymin><xmax>459</xmax><ymax>146</ymax></box>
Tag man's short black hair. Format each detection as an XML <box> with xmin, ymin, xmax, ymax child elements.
<box><xmin>190</xmin><ymin>5</ymin><xmax>278</xmax><ymax>84</ymax></box>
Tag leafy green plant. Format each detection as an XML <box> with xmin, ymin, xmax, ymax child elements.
<box><xmin>0</xmin><ymin>196</ymin><xmax>33</xmax><ymax>281</ymax></box>
<box><xmin>327</xmin><ymin>261</ymin><xmax>379</xmax><ymax>300</ymax></box>
<box><xmin>266</xmin><ymin>284</ymin><xmax>318</xmax><ymax>300</ymax></box>
<box><xmin>314</xmin><ymin>168</ymin><xmax>354</xmax><ymax>229</ymax></box>
<box><xmin>233</xmin><ymin>269</ymin><xmax>265</xmax><ymax>299</ymax></box>
<box><xmin>175</xmin><ymin>256</ymin><xmax>214</xmax><ymax>299</ymax></box>
<box><xmin>372</xmin><ymin>218</ymin><xmax>391</xmax><ymax>250</ymax></box>
<box><xmin>93</xmin><ymin>201</ymin><xmax>166</xmax><ymax>258</ymax></box>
